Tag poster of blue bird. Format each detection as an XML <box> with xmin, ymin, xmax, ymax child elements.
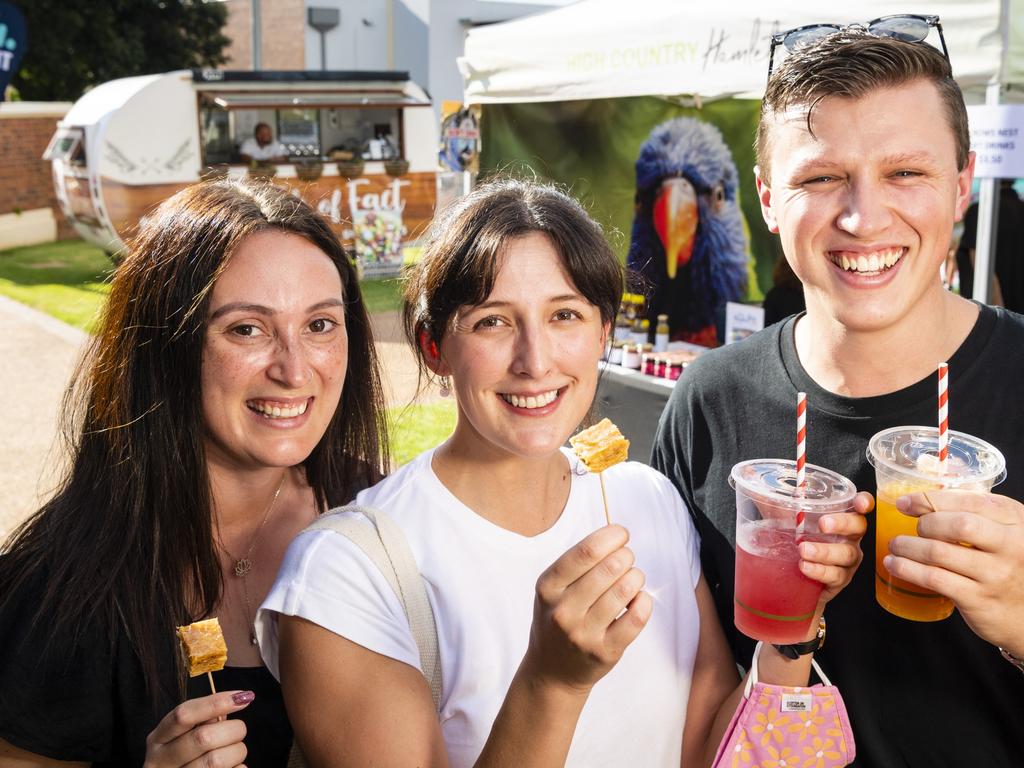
<box><xmin>479</xmin><ymin>95</ymin><xmax>781</xmax><ymax>348</ymax></box>
<box><xmin>628</xmin><ymin>117</ymin><xmax>748</xmax><ymax>346</ymax></box>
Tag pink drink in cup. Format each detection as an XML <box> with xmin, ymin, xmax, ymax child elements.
<box><xmin>731</xmin><ymin>459</ymin><xmax>856</xmax><ymax>643</ymax></box>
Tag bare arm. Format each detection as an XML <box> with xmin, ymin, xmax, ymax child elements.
<box><xmin>279</xmin><ymin>615</ymin><xmax>447</xmax><ymax>767</ymax></box>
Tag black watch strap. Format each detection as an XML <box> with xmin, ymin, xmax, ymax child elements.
<box><xmin>773</xmin><ymin>617</ymin><xmax>826</xmax><ymax>660</ymax></box>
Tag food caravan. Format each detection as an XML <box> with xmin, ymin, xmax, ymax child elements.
<box><xmin>44</xmin><ymin>69</ymin><xmax>439</xmax><ymax>269</ymax></box>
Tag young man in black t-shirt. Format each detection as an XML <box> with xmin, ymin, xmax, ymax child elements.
<box><xmin>653</xmin><ymin>25</ymin><xmax>1024</xmax><ymax>768</ymax></box>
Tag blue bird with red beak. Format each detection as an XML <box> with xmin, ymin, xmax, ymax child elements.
<box><xmin>628</xmin><ymin>117</ymin><xmax>749</xmax><ymax>347</ymax></box>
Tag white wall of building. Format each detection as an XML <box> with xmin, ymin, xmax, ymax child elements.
<box><xmin>301</xmin><ymin>0</ymin><xmax>570</xmax><ymax>118</ymax></box>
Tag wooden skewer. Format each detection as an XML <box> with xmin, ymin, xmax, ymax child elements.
<box><xmin>599</xmin><ymin>471</ymin><xmax>611</xmax><ymax>526</ymax></box>
<box><xmin>207</xmin><ymin>671</ymin><xmax>226</xmax><ymax>721</ymax></box>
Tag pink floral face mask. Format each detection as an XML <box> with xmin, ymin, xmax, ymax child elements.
<box><xmin>712</xmin><ymin>642</ymin><xmax>856</xmax><ymax>768</ymax></box>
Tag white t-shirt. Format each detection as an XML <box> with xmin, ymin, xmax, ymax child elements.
<box><xmin>258</xmin><ymin>448</ymin><xmax>702</xmax><ymax>767</ymax></box>
<box><xmin>239</xmin><ymin>137</ymin><xmax>287</xmax><ymax>161</ymax></box>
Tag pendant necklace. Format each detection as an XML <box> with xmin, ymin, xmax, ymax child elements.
<box><xmin>219</xmin><ymin>475</ymin><xmax>286</xmax><ymax>645</ymax></box>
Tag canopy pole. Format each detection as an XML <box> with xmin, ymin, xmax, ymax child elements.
<box><xmin>971</xmin><ymin>81</ymin><xmax>1002</xmax><ymax>305</ymax></box>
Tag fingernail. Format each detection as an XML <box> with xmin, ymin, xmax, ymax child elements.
<box><xmin>232</xmin><ymin>691</ymin><xmax>255</xmax><ymax>706</ymax></box>
<box><xmin>883</xmin><ymin>555</ymin><xmax>894</xmax><ymax>570</ymax></box>
<box><xmin>896</xmin><ymin>496</ymin><xmax>910</xmax><ymax>512</ymax></box>
<box><xmin>800</xmin><ymin>542</ymin><xmax>817</xmax><ymax>558</ymax></box>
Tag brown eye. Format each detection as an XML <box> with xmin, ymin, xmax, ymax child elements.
<box><xmin>309</xmin><ymin>318</ymin><xmax>338</xmax><ymax>333</ymax></box>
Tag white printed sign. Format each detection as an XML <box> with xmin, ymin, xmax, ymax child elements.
<box><xmin>724</xmin><ymin>302</ymin><xmax>764</xmax><ymax>345</ymax></box>
<box><xmin>967</xmin><ymin>105</ymin><xmax>1024</xmax><ymax>179</ymax></box>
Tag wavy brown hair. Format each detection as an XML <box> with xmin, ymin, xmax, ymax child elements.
<box><xmin>0</xmin><ymin>178</ymin><xmax>388</xmax><ymax>700</ymax></box>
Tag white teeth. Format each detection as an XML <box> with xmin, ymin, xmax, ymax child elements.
<box><xmin>249</xmin><ymin>400</ymin><xmax>308</xmax><ymax>419</ymax></box>
<box><xmin>831</xmin><ymin>248</ymin><xmax>903</xmax><ymax>273</ymax></box>
<box><xmin>501</xmin><ymin>390</ymin><xmax>559</xmax><ymax>409</ymax></box>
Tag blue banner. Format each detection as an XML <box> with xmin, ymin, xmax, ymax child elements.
<box><xmin>0</xmin><ymin>2</ymin><xmax>26</xmax><ymax>102</ymax></box>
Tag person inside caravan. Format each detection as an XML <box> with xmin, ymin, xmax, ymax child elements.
<box><xmin>0</xmin><ymin>179</ymin><xmax>388</xmax><ymax>767</ymax></box>
<box><xmin>240</xmin><ymin>122</ymin><xmax>289</xmax><ymax>164</ymax></box>
<box><xmin>256</xmin><ymin>178</ymin><xmax>870</xmax><ymax>767</ymax></box>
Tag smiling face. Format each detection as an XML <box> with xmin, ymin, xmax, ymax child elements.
<box><xmin>438</xmin><ymin>232</ymin><xmax>609</xmax><ymax>461</ymax></box>
<box><xmin>200</xmin><ymin>229</ymin><xmax>348</xmax><ymax>473</ymax></box>
<box><xmin>755</xmin><ymin>78</ymin><xmax>974</xmax><ymax>335</ymax></box>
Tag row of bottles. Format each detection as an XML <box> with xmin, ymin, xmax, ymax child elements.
<box><xmin>613</xmin><ymin>292</ymin><xmax>670</xmax><ymax>352</ymax></box>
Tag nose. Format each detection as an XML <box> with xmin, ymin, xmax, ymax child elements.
<box><xmin>267</xmin><ymin>336</ymin><xmax>310</xmax><ymax>388</ymax></box>
<box><xmin>835</xmin><ymin>178</ymin><xmax>893</xmax><ymax>238</ymax></box>
<box><xmin>511</xmin><ymin>322</ymin><xmax>554</xmax><ymax>379</ymax></box>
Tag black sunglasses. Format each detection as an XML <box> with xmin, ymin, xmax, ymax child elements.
<box><xmin>767</xmin><ymin>14</ymin><xmax>949</xmax><ymax>78</ymax></box>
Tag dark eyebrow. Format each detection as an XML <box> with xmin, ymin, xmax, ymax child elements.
<box><xmin>471</xmin><ymin>293</ymin><xmax>588</xmax><ymax>311</ymax></box>
<box><xmin>209</xmin><ymin>297</ymin><xmax>345</xmax><ymax>322</ymax></box>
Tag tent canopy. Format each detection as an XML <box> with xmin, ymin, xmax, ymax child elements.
<box><xmin>461</xmin><ymin>0</ymin><xmax>1023</xmax><ymax>105</ymax></box>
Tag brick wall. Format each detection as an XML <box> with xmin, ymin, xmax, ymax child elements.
<box><xmin>0</xmin><ymin>104</ymin><xmax>76</xmax><ymax>240</ymax></box>
<box><xmin>223</xmin><ymin>0</ymin><xmax>304</xmax><ymax>70</ymax></box>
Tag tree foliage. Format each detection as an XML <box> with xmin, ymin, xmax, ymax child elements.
<box><xmin>12</xmin><ymin>0</ymin><xmax>230</xmax><ymax>101</ymax></box>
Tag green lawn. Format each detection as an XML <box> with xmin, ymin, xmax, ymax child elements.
<box><xmin>387</xmin><ymin>400</ymin><xmax>457</xmax><ymax>467</ymax></box>
<box><xmin>0</xmin><ymin>240</ymin><xmax>442</xmax><ymax>464</ymax></box>
<box><xmin>0</xmin><ymin>240</ymin><xmax>113</xmax><ymax>331</ymax></box>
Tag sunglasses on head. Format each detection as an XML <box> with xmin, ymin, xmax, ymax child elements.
<box><xmin>767</xmin><ymin>14</ymin><xmax>949</xmax><ymax>77</ymax></box>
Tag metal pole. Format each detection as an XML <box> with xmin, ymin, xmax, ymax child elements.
<box><xmin>320</xmin><ymin>30</ymin><xmax>327</xmax><ymax>70</ymax></box>
<box><xmin>972</xmin><ymin>81</ymin><xmax>1002</xmax><ymax>304</ymax></box>
<box><xmin>251</xmin><ymin>0</ymin><xmax>262</xmax><ymax>70</ymax></box>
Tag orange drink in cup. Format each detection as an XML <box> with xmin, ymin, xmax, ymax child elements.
<box><xmin>867</xmin><ymin>426</ymin><xmax>1006</xmax><ymax>621</ymax></box>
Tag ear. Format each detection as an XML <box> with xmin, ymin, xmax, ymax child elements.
<box><xmin>754</xmin><ymin>166</ymin><xmax>780</xmax><ymax>234</ymax></box>
<box><xmin>601</xmin><ymin>320</ymin><xmax>611</xmax><ymax>349</ymax></box>
<box><xmin>418</xmin><ymin>327</ymin><xmax>451</xmax><ymax>376</ymax></box>
<box><xmin>953</xmin><ymin>152</ymin><xmax>977</xmax><ymax>222</ymax></box>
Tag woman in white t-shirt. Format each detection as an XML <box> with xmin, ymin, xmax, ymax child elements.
<box><xmin>257</xmin><ymin>179</ymin><xmax>870</xmax><ymax>766</ymax></box>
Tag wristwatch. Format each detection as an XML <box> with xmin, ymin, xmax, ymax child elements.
<box><xmin>773</xmin><ymin>617</ymin><xmax>826</xmax><ymax>660</ymax></box>
<box><xmin>999</xmin><ymin>647</ymin><xmax>1024</xmax><ymax>674</ymax></box>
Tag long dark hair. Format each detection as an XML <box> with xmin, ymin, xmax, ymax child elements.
<box><xmin>0</xmin><ymin>179</ymin><xmax>388</xmax><ymax>700</ymax></box>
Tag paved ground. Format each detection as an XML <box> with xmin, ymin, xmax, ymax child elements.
<box><xmin>0</xmin><ymin>298</ymin><xmax>432</xmax><ymax>542</ymax></box>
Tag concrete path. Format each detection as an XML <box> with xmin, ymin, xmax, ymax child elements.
<box><xmin>0</xmin><ymin>299</ymin><xmax>436</xmax><ymax>542</ymax></box>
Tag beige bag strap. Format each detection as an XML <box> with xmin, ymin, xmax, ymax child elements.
<box><xmin>287</xmin><ymin>505</ymin><xmax>442</xmax><ymax>767</ymax></box>
<box><xmin>303</xmin><ymin>504</ymin><xmax>443</xmax><ymax>706</ymax></box>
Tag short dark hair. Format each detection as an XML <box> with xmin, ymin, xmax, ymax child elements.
<box><xmin>756</xmin><ymin>31</ymin><xmax>969</xmax><ymax>183</ymax></box>
<box><xmin>402</xmin><ymin>178</ymin><xmax>623</xmax><ymax>371</ymax></box>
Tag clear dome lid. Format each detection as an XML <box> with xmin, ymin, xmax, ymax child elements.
<box><xmin>867</xmin><ymin>426</ymin><xmax>1006</xmax><ymax>488</ymax></box>
<box><xmin>729</xmin><ymin>459</ymin><xmax>856</xmax><ymax>511</ymax></box>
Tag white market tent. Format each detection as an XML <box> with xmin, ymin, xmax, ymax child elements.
<box><xmin>461</xmin><ymin>0</ymin><xmax>1023</xmax><ymax>104</ymax></box>
<box><xmin>460</xmin><ymin>0</ymin><xmax>1024</xmax><ymax>302</ymax></box>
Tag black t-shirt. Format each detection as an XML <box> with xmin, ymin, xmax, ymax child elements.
<box><xmin>0</xmin><ymin>566</ymin><xmax>292</xmax><ymax>766</ymax></box>
<box><xmin>652</xmin><ymin>304</ymin><xmax>1024</xmax><ymax>768</ymax></box>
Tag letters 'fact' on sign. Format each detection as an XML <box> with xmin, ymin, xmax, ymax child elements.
<box><xmin>0</xmin><ymin>2</ymin><xmax>26</xmax><ymax>102</ymax></box>
<box><xmin>967</xmin><ymin>105</ymin><xmax>1024</xmax><ymax>180</ymax></box>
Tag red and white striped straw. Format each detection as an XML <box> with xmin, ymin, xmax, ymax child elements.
<box><xmin>938</xmin><ymin>362</ymin><xmax>949</xmax><ymax>469</ymax></box>
<box><xmin>796</xmin><ymin>392</ymin><xmax>807</xmax><ymax>490</ymax></box>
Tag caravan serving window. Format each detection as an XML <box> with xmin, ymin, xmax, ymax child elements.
<box><xmin>43</xmin><ymin>128</ymin><xmax>86</xmax><ymax>166</ymax></box>
<box><xmin>198</xmin><ymin>93</ymin><xmax>406</xmax><ymax>165</ymax></box>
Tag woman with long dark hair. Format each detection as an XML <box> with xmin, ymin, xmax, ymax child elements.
<box><xmin>0</xmin><ymin>179</ymin><xmax>388</xmax><ymax>766</ymax></box>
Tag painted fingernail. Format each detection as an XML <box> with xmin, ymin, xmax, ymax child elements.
<box><xmin>232</xmin><ymin>691</ymin><xmax>255</xmax><ymax>706</ymax></box>
<box><xmin>896</xmin><ymin>496</ymin><xmax>911</xmax><ymax>512</ymax></box>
